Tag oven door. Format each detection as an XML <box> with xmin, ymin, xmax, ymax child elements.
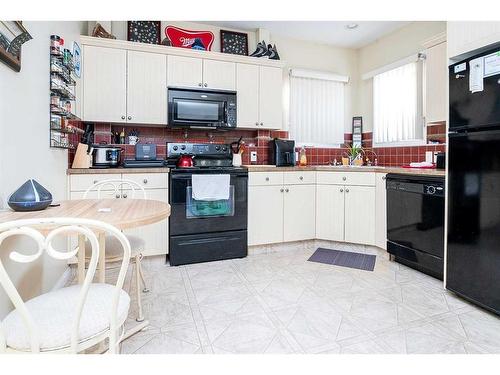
<box><xmin>168</xmin><ymin>89</ymin><xmax>227</xmax><ymax>127</ymax></box>
<box><xmin>169</xmin><ymin>170</ymin><xmax>248</xmax><ymax>236</ymax></box>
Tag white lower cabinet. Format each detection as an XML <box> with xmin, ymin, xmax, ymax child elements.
<box><xmin>68</xmin><ymin>172</ymin><xmax>169</xmax><ymax>256</ymax></box>
<box><xmin>375</xmin><ymin>173</ymin><xmax>387</xmax><ymax>250</ymax></box>
<box><xmin>315</xmin><ymin>172</ymin><xmax>377</xmax><ymax>246</ymax></box>
<box><xmin>283</xmin><ymin>184</ymin><xmax>316</xmax><ymax>242</ymax></box>
<box><xmin>315</xmin><ymin>184</ymin><xmax>345</xmax><ymax>241</ymax></box>
<box><xmin>344</xmin><ymin>185</ymin><xmax>375</xmax><ymax>245</ymax></box>
<box><xmin>248</xmin><ymin>172</ymin><xmax>316</xmax><ymax>246</ymax></box>
<box><xmin>248</xmin><ymin>185</ymin><xmax>284</xmax><ymax>246</ymax></box>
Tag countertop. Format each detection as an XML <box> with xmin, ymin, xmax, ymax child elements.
<box><xmin>244</xmin><ymin>165</ymin><xmax>446</xmax><ymax>177</ymax></box>
<box><xmin>67</xmin><ymin>167</ymin><xmax>170</xmax><ymax>175</ymax></box>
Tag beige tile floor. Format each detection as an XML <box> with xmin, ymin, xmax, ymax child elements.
<box><xmin>114</xmin><ymin>240</ymin><xmax>500</xmax><ymax>354</ymax></box>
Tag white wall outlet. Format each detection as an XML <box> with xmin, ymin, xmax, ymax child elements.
<box><xmin>250</xmin><ymin>151</ymin><xmax>258</xmax><ymax>163</ymax></box>
<box><xmin>425</xmin><ymin>151</ymin><xmax>433</xmax><ymax>163</ymax></box>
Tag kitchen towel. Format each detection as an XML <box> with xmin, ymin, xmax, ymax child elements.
<box><xmin>191</xmin><ymin>174</ymin><xmax>230</xmax><ymax>201</ymax></box>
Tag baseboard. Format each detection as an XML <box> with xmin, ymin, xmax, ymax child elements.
<box><xmin>51</xmin><ymin>266</ymin><xmax>76</xmax><ymax>290</ymax></box>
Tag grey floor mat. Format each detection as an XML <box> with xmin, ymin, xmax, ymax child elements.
<box><xmin>308</xmin><ymin>248</ymin><xmax>376</xmax><ymax>271</ymax></box>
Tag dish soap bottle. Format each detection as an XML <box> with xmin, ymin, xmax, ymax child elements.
<box><xmin>120</xmin><ymin>128</ymin><xmax>125</xmax><ymax>144</ymax></box>
<box><xmin>299</xmin><ymin>146</ymin><xmax>307</xmax><ymax>166</ymax></box>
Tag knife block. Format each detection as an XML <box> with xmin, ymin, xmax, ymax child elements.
<box><xmin>72</xmin><ymin>143</ymin><xmax>93</xmax><ymax>169</ymax></box>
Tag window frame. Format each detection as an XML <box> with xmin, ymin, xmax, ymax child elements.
<box><xmin>372</xmin><ymin>60</ymin><xmax>426</xmax><ymax>148</ymax></box>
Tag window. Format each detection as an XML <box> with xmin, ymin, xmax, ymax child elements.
<box><xmin>373</xmin><ymin>61</ymin><xmax>424</xmax><ymax>146</ymax></box>
<box><xmin>289</xmin><ymin>72</ymin><xmax>346</xmax><ymax>147</ymax></box>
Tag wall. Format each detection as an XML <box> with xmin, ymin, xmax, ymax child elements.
<box><xmin>0</xmin><ymin>21</ymin><xmax>87</xmax><ymax>318</ymax></box>
<box><xmin>357</xmin><ymin>21</ymin><xmax>447</xmax><ymax>132</ymax></box>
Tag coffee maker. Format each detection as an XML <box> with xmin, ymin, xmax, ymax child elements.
<box><xmin>269</xmin><ymin>139</ymin><xmax>296</xmax><ymax>167</ymax></box>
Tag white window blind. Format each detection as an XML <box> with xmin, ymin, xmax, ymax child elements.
<box><xmin>373</xmin><ymin>62</ymin><xmax>423</xmax><ymax>145</ymax></box>
<box><xmin>289</xmin><ymin>75</ymin><xmax>345</xmax><ymax>146</ymax></box>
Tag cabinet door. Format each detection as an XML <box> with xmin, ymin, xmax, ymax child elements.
<box><xmin>248</xmin><ymin>185</ymin><xmax>284</xmax><ymax>246</ymax></box>
<box><xmin>425</xmin><ymin>42</ymin><xmax>447</xmax><ymax>123</ymax></box>
<box><xmin>167</xmin><ymin>55</ymin><xmax>203</xmax><ymax>88</ymax></box>
<box><xmin>375</xmin><ymin>174</ymin><xmax>387</xmax><ymax>250</ymax></box>
<box><xmin>127</xmin><ymin>51</ymin><xmax>167</xmax><ymax>124</ymax></box>
<box><xmin>284</xmin><ymin>185</ymin><xmax>316</xmax><ymax>242</ymax></box>
<box><xmin>83</xmin><ymin>46</ymin><xmax>127</xmax><ymax>123</ymax></box>
<box><xmin>344</xmin><ymin>186</ymin><xmax>375</xmax><ymax>245</ymax></box>
<box><xmin>124</xmin><ymin>189</ymin><xmax>169</xmax><ymax>256</ymax></box>
<box><xmin>203</xmin><ymin>60</ymin><xmax>236</xmax><ymax>90</ymax></box>
<box><xmin>259</xmin><ymin>66</ymin><xmax>283</xmax><ymax>129</ymax></box>
<box><xmin>315</xmin><ymin>185</ymin><xmax>345</xmax><ymax>241</ymax></box>
<box><xmin>236</xmin><ymin>63</ymin><xmax>259</xmax><ymax>128</ymax></box>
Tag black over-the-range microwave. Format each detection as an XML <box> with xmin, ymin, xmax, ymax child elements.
<box><xmin>167</xmin><ymin>87</ymin><xmax>237</xmax><ymax>129</ymax></box>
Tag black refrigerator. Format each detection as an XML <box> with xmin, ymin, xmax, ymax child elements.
<box><xmin>447</xmin><ymin>46</ymin><xmax>500</xmax><ymax>315</ymax></box>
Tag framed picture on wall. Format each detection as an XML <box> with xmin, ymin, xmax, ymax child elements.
<box><xmin>352</xmin><ymin>116</ymin><xmax>363</xmax><ymax>147</ymax></box>
<box><xmin>127</xmin><ymin>21</ymin><xmax>161</xmax><ymax>44</ymax></box>
<box><xmin>0</xmin><ymin>21</ymin><xmax>32</xmax><ymax>72</ymax></box>
<box><xmin>220</xmin><ymin>29</ymin><xmax>248</xmax><ymax>56</ymax></box>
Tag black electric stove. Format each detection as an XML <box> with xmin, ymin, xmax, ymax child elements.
<box><xmin>166</xmin><ymin>143</ymin><xmax>248</xmax><ymax>266</ymax></box>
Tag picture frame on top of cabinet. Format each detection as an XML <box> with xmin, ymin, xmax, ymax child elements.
<box><xmin>127</xmin><ymin>21</ymin><xmax>161</xmax><ymax>45</ymax></box>
<box><xmin>220</xmin><ymin>29</ymin><xmax>248</xmax><ymax>56</ymax></box>
<box><xmin>0</xmin><ymin>21</ymin><xmax>32</xmax><ymax>72</ymax></box>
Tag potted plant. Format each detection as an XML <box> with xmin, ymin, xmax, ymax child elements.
<box><xmin>345</xmin><ymin>143</ymin><xmax>364</xmax><ymax>166</ymax></box>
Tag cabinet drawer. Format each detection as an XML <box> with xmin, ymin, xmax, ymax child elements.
<box><xmin>283</xmin><ymin>171</ymin><xmax>316</xmax><ymax>185</ymax></box>
<box><xmin>122</xmin><ymin>173</ymin><xmax>168</xmax><ymax>189</ymax></box>
<box><xmin>316</xmin><ymin>171</ymin><xmax>375</xmax><ymax>186</ymax></box>
<box><xmin>70</xmin><ymin>174</ymin><xmax>121</xmax><ymax>192</ymax></box>
<box><xmin>248</xmin><ymin>172</ymin><xmax>284</xmax><ymax>186</ymax></box>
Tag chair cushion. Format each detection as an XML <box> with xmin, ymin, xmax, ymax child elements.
<box><xmin>2</xmin><ymin>283</ymin><xmax>130</xmax><ymax>352</ymax></box>
<box><xmin>85</xmin><ymin>234</ymin><xmax>145</xmax><ymax>259</ymax></box>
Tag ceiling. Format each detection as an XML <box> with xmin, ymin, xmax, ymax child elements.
<box><xmin>201</xmin><ymin>21</ymin><xmax>411</xmax><ymax>49</ymax></box>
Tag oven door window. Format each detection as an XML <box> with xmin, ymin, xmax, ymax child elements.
<box><xmin>186</xmin><ymin>186</ymin><xmax>235</xmax><ymax>218</ymax></box>
<box><xmin>173</xmin><ymin>99</ymin><xmax>222</xmax><ymax>122</ymax></box>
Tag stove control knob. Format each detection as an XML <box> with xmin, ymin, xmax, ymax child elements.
<box><xmin>215</xmin><ymin>145</ymin><xmax>220</xmax><ymax>151</ymax></box>
<box><xmin>222</xmin><ymin>146</ymin><xmax>227</xmax><ymax>152</ymax></box>
<box><xmin>427</xmin><ymin>186</ymin><xmax>436</xmax><ymax>195</ymax></box>
<box><xmin>173</xmin><ymin>145</ymin><xmax>178</xmax><ymax>151</ymax></box>
<box><xmin>181</xmin><ymin>145</ymin><xmax>186</xmax><ymax>150</ymax></box>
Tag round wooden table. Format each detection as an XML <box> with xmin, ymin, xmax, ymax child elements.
<box><xmin>0</xmin><ymin>199</ymin><xmax>171</xmax><ymax>284</ymax></box>
<box><xmin>0</xmin><ymin>199</ymin><xmax>171</xmax><ymax>345</ymax></box>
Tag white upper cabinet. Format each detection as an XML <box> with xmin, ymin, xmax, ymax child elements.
<box><xmin>448</xmin><ymin>22</ymin><xmax>500</xmax><ymax>60</ymax></box>
<box><xmin>167</xmin><ymin>55</ymin><xmax>203</xmax><ymax>88</ymax></box>
<box><xmin>83</xmin><ymin>46</ymin><xmax>127</xmax><ymax>123</ymax></box>
<box><xmin>259</xmin><ymin>66</ymin><xmax>283</xmax><ymax>129</ymax></box>
<box><xmin>425</xmin><ymin>42</ymin><xmax>447</xmax><ymax>123</ymax></box>
<box><xmin>203</xmin><ymin>60</ymin><xmax>236</xmax><ymax>90</ymax></box>
<box><xmin>236</xmin><ymin>63</ymin><xmax>260</xmax><ymax>128</ymax></box>
<box><xmin>127</xmin><ymin>51</ymin><xmax>167</xmax><ymax>125</ymax></box>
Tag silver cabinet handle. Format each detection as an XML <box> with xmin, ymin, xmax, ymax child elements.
<box><xmin>345</xmin><ymin>189</ymin><xmax>349</xmax><ymax>193</ymax></box>
<box><xmin>280</xmin><ymin>188</ymin><xmax>284</xmax><ymax>193</ymax></box>
<box><xmin>121</xmin><ymin>115</ymin><xmax>125</xmax><ymax>120</ymax></box>
<box><xmin>382</xmin><ymin>176</ymin><xmax>386</xmax><ymax>180</ymax></box>
<box><xmin>285</xmin><ymin>188</ymin><xmax>289</xmax><ymax>193</ymax></box>
<box><xmin>198</xmin><ymin>83</ymin><xmax>202</xmax><ymax>87</ymax></box>
<box><xmin>265</xmin><ymin>177</ymin><xmax>270</xmax><ymax>181</ymax></box>
<box><xmin>342</xmin><ymin>176</ymin><xmax>347</xmax><ymax>181</ymax></box>
<box><xmin>204</xmin><ymin>83</ymin><xmax>208</xmax><ymax>87</ymax></box>
<box><xmin>260</xmin><ymin>122</ymin><xmax>263</xmax><ymax>126</ymax></box>
<box><xmin>299</xmin><ymin>176</ymin><xmax>303</xmax><ymax>180</ymax></box>
<box><xmin>340</xmin><ymin>188</ymin><xmax>343</xmax><ymax>193</ymax></box>
<box><xmin>115</xmin><ymin>194</ymin><xmax>120</xmax><ymax>199</ymax></box>
<box><xmin>255</xmin><ymin>122</ymin><xmax>259</xmax><ymax>126</ymax></box>
<box><xmin>93</xmin><ymin>180</ymin><xmax>98</xmax><ymax>184</ymax></box>
<box><xmin>143</xmin><ymin>179</ymin><xmax>148</xmax><ymax>184</ymax></box>
<box><xmin>127</xmin><ymin>116</ymin><xmax>132</xmax><ymax>120</ymax></box>
<box><xmin>122</xmin><ymin>193</ymin><xmax>128</xmax><ymax>198</ymax></box>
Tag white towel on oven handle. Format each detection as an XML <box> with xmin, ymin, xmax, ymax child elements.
<box><xmin>191</xmin><ymin>174</ymin><xmax>230</xmax><ymax>201</ymax></box>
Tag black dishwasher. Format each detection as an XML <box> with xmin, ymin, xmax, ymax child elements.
<box><xmin>386</xmin><ymin>174</ymin><xmax>445</xmax><ymax>279</ymax></box>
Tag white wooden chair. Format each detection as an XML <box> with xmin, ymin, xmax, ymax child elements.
<box><xmin>83</xmin><ymin>179</ymin><xmax>149</xmax><ymax>322</ymax></box>
<box><xmin>0</xmin><ymin>218</ymin><xmax>131</xmax><ymax>354</ymax></box>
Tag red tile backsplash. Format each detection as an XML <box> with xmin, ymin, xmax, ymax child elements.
<box><xmin>69</xmin><ymin>122</ymin><xmax>446</xmax><ymax>168</ymax></box>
